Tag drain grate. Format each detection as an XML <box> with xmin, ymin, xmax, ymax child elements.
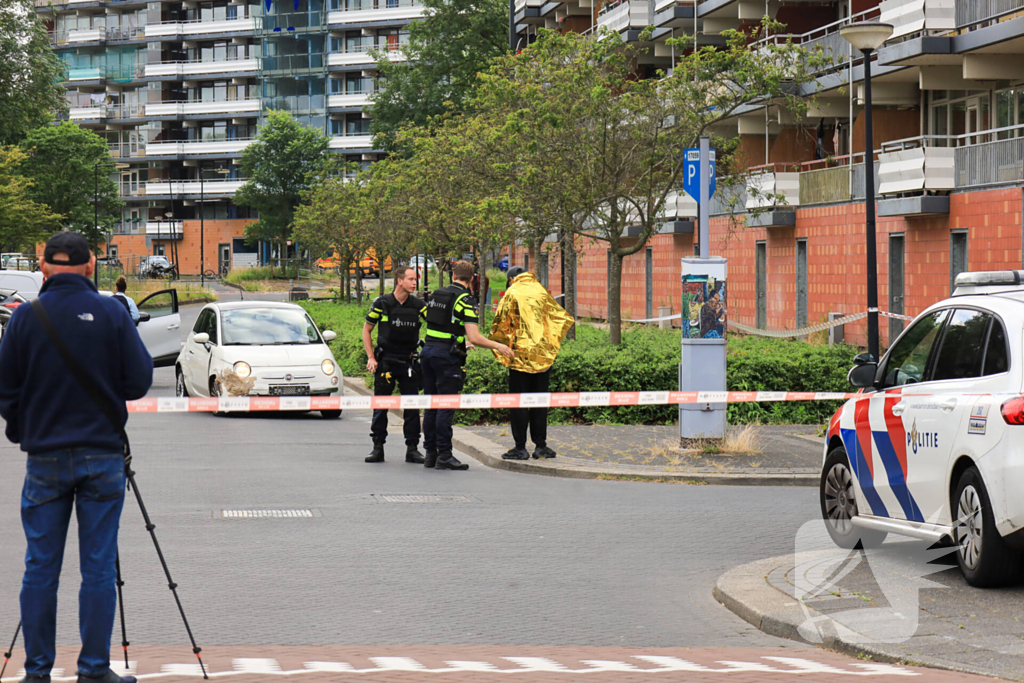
<box><xmin>373</xmin><ymin>494</ymin><xmax>477</xmax><ymax>504</ymax></box>
<box><xmin>220</xmin><ymin>509</ymin><xmax>317</xmax><ymax>519</ymax></box>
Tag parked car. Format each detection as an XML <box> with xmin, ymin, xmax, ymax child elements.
<box><xmin>175</xmin><ymin>301</ymin><xmax>342</xmax><ymax>418</ymax></box>
<box><xmin>407</xmin><ymin>255</ymin><xmax>437</xmax><ymax>271</ymax></box>
<box><xmin>139</xmin><ymin>255</ymin><xmax>176</xmax><ymax>278</ymax></box>
<box><xmin>0</xmin><ymin>271</ymin><xmax>44</xmax><ymax>299</ymax></box>
<box><xmin>821</xmin><ymin>270</ymin><xmax>1024</xmax><ymax>587</ymax></box>
<box><xmin>0</xmin><ymin>288</ymin><xmax>27</xmax><ymax>328</ymax></box>
<box><xmin>101</xmin><ymin>288</ymin><xmax>182</xmax><ymax>367</ymax></box>
<box><xmin>494</xmin><ymin>255</ymin><xmax>509</xmax><ymax>272</ymax></box>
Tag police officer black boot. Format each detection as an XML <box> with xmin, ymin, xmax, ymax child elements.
<box><xmin>365</xmin><ymin>441</ymin><xmax>385</xmax><ymax>463</ymax></box>
<box><xmin>405</xmin><ymin>445</ymin><xmax>425</xmax><ymax>464</ymax></box>
<box><xmin>434</xmin><ymin>450</ymin><xmax>469</xmax><ymax>471</ymax></box>
<box><xmin>423</xmin><ymin>450</ymin><xmax>438</xmax><ymax>468</ymax></box>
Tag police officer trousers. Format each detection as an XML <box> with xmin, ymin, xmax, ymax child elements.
<box><xmin>370</xmin><ymin>355</ymin><xmax>421</xmax><ymax>447</ymax></box>
<box><xmin>420</xmin><ymin>344</ymin><xmax>464</xmax><ymax>454</ymax></box>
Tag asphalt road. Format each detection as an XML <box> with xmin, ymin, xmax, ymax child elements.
<box><xmin>0</xmin><ymin>303</ymin><xmax>967</xmax><ymax>682</ymax></box>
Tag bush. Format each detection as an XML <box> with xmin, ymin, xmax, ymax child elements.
<box><xmin>225</xmin><ymin>265</ymin><xmax>300</xmax><ymax>283</ymax></box>
<box><xmin>301</xmin><ymin>301</ymin><xmax>859</xmax><ymax>425</ymax></box>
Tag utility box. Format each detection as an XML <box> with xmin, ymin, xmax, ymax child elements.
<box><xmin>680</xmin><ymin>256</ymin><xmax>727</xmax><ymax>441</ymax></box>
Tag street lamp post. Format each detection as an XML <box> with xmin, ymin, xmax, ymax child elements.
<box><xmin>199</xmin><ymin>163</ymin><xmax>230</xmax><ymax>285</ymax></box>
<box><xmin>94</xmin><ymin>160</ymin><xmax>129</xmax><ymax>286</ymax></box>
<box><xmin>840</xmin><ymin>22</ymin><xmax>893</xmax><ymax>362</ymax></box>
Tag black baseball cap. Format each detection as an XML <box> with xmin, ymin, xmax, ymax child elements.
<box><xmin>44</xmin><ymin>232</ymin><xmax>92</xmax><ymax>266</ymax></box>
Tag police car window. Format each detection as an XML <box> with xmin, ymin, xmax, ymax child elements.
<box><xmin>983</xmin><ymin>318</ymin><xmax>1009</xmax><ymax>376</ymax></box>
<box><xmin>931</xmin><ymin>309</ymin><xmax>990</xmax><ymax>381</ymax></box>
<box><xmin>882</xmin><ymin>310</ymin><xmax>949</xmax><ymax>388</ymax></box>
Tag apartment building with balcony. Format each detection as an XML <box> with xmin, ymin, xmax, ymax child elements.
<box><xmin>509</xmin><ymin>0</ymin><xmax>1024</xmax><ymax>347</ymax></box>
<box><xmin>39</xmin><ymin>0</ymin><xmax>422</xmax><ymax>274</ymax></box>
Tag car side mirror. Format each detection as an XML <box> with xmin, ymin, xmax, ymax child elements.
<box><xmin>322</xmin><ymin>330</ymin><xmax>337</xmax><ymax>342</ymax></box>
<box><xmin>852</xmin><ymin>352</ymin><xmax>875</xmax><ymax>366</ymax></box>
<box><xmin>193</xmin><ymin>332</ymin><xmax>210</xmax><ymax>344</ymax></box>
<box><xmin>138</xmin><ymin>311</ymin><xmax>151</xmax><ymax>323</ymax></box>
<box><xmin>848</xmin><ymin>362</ymin><xmax>878</xmax><ymax>388</ymax></box>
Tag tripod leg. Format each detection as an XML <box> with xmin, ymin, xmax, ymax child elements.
<box><xmin>124</xmin><ymin>468</ymin><xmax>208</xmax><ymax>680</ymax></box>
<box><xmin>0</xmin><ymin>620</ymin><xmax>21</xmax><ymax>680</ymax></box>
<box><xmin>115</xmin><ymin>554</ymin><xmax>129</xmax><ymax>669</ymax></box>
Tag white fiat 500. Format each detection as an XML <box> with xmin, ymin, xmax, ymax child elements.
<box><xmin>821</xmin><ymin>271</ymin><xmax>1024</xmax><ymax>587</ymax></box>
<box><xmin>175</xmin><ymin>301</ymin><xmax>343</xmax><ymax>418</ymax></box>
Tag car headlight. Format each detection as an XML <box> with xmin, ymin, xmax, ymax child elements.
<box><xmin>321</xmin><ymin>359</ymin><xmax>336</xmax><ymax>376</ymax></box>
<box><xmin>233</xmin><ymin>361</ymin><xmax>252</xmax><ymax>378</ymax></box>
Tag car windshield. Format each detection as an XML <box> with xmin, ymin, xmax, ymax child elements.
<box><xmin>221</xmin><ymin>308</ymin><xmax>322</xmax><ymax>345</ymax></box>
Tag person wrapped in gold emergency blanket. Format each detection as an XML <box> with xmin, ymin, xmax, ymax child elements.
<box><xmin>489</xmin><ymin>266</ymin><xmax>574</xmax><ymax>460</ymax></box>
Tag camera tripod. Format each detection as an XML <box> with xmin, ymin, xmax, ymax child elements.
<box><xmin>1</xmin><ymin>461</ymin><xmax>208</xmax><ymax>681</ymax></box>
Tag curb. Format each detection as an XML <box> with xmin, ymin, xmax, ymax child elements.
<box><xmin>713</xmin><ymin>556</ymin><xmax>1003</xmax><ymax>679</ymax></box>
<box><xmin>343</xmin><ymin>378</ymin><xmax>817</xmax><ymax>486</ymax></box>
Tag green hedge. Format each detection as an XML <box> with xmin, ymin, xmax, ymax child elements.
<box><xmin>302</xmin><ymin>301</ymin><xmax>858</xmax><ymax>425</ymax></box>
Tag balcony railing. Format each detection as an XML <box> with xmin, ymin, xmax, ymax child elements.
<box><xmin>145</xmin><ymin>57</ymin><xmax>256</xmax><ymax>78</ymax></box>
<box><xmin>144</xmin><ymin>98</ymin><xmax>261</xmax><ymax>117</ymax></box>
<box><xmin>112</xmin><ymin>221</ymin><xmax>145</xmax><ymax>235</ymax></box>
<box><xmin>328</xmin><ymin>91</ymin><xmax>376</xmax><ymax>108</ymax></box>
<box><xmin>754</xmin><ymin>5</ymin><xmax>879</xmax><ymax>74</ymax></box>
<box><xmin>329</xmin><ymin>134</ymin><xmax>375</xmax><ymax>150</ymax></box>
<box><xmin>956</xmin><ymin>0</ymin><xmax>1024</xmax><ymax>29</ymax></box>
<box><xmin>145</xmin><ymin>179</ymin><xmax>246</xmax><ymax>195</ymax></box>
<box><xmin>327</xmin><ymin>1</ymin><xmax>424</xmax><ymax>23</ymax></box>
<box><xmin>596</xmin><ymin>0</ymin><xmax>654</xmax><ymax>33</ymax></box>
<box><xmin>328</xmin><ymin>44</ymin><xmax>407</xmax><ymax>66</ymax></box>
<box><xmin>145</xmin><ymin>138</ymin><xmax>255</xmax><ymax>156</ymax></box>
<box><xmin>145</xmin><ymin>221</ymin><xmax>183</xmax><ymax>238</ymax></box>
<box><xmin>144</xmin><ymin>16</ymin><xmax>256</xmax><ymax>38</ymax></box>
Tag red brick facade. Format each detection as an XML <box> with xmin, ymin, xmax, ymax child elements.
<box><xmin>107</xmin><ymin>219</ymin><xmax>250</xmax><ymax>276</ymax></box>
<box><xmin>510</xmin><ymin>187</ymin><xmax>1024</xmax><ymax>349</ymax></box>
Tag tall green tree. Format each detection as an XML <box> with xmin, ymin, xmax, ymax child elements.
<box><xmin>0</xmin><ymin>147</ymin><xmax>61</xmax><ymax>252</ymax></box>
<box><xmin>18</xmin><ymin>121</ymin><xmax>122</xmax><ymax>248</ymax></box>
<box><xmin>467</xmin><ymin>26</ymin><xmax>823</xmax><ymax>344</ymax></box>
<box><xmin>234</xmin><ymin>110</ymin><xmax>331</xmax><ymax>252</ymax></box>
<box><xmin>367</xmin><ymin>0</ymin><xmax>508</xmax><ymax>152</ymax></box>
<box><xmin>0</xmin><ymin>0</ymin><xmax>67</xmax><ymax>145</ymax></box>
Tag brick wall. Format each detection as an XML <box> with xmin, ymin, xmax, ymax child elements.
<box><xmin>509</xmin><ymin>187</ymin><xmax>1024</xmax><ymax>348</ymax></box>
<box><xmin>108</xmin><ymin>219</ymin><xmax>250</xmax><ymax>276</ymax></box>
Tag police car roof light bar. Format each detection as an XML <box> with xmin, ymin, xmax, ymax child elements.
<box><xmin>954</xmin><ymin>270</ymin><xmax>1024</xmax><ymax>288</ymax></box>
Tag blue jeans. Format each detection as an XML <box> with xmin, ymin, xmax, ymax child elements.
<box><xmin>420</xmin><ymin>345</ymin><xmax>465</xmax><ymax>453</ymax></box>
<box><xmin>21</xmin><ymin>448</ymin><xmax>126</xmax><ymax>678</ymax></box>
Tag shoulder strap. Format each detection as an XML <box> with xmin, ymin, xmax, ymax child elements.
<box><xmin>30</xmin><ymin>298</ymin><xmax>130</xmax><ymax>456</ymax></box>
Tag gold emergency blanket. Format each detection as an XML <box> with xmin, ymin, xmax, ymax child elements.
<box><xmin>489</xmin><ymin>272</ymin><xmax>575</xmax><ymax>373</ymax></box>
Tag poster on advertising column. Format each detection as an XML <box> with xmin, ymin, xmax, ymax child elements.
<box><xmin>680</xmin><ymin>257</ymin><xmax>727</xmax><ymax>339</ymax></box>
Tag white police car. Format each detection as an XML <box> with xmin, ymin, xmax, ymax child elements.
<box><xmin>821</xmin><ymin>271</ymin><xmax>1024</xmax><ymax>587</ymax></box>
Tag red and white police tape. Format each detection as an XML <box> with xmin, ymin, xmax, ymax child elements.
<box><xmin>126</xmin><ymin>391</ymin><xmax>858</xmax><ymax>413</ymax></box>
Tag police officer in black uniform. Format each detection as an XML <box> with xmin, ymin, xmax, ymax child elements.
<box><xmin>362</xmin><ymin>265</ymin><xmax>427</xmax><ymax>463</ymax></box>
<box><xmin>421</xmin><ymin>260</ymin><xmax>513</xmax><ymax>470</ymax></box>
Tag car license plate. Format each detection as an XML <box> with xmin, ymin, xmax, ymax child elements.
<box><xmin>270</xmin><ymin>384</ymin><xmax>310</xmax><ymax>396</ymax></box>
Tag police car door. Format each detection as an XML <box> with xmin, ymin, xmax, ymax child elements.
<box><xmin>865</xmin><ymin>309</ymin><xmax>950</xmax><ymax>522</ymax></box>
<box><xmin>898</xmin><ymin>308</ymin><xmax>992</xmax><ymax>524</ymax></box>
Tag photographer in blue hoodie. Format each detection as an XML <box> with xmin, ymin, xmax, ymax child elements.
<box><xmin>0</xmin><ymin>232</ymin><xmax>152</xmax><ymax>683</ymax></box>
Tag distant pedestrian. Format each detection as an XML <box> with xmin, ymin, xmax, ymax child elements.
<box><xmin>490</xmin><ymin>266</ymin><xmax>574</xmax><ymax>460</ymax></box>
<box><xmin>0</xmin><ymin>232</ymin><xmax>153</xmax><ymax>683</ymax></box>
<box><xmin>113</xmin><ymin>275</ymin><xmax>140</xmax><ymax>323</ymax></box>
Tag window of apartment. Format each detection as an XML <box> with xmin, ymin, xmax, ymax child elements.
<box><xmin>930</xmin><ymin>90</ymin><xmax>993</xmax><ymax>143</ymax></box>
<box><xmin>950</xmin><ymin>230</ymin><xmax>968</xmax><ymax>294</ymax></box>
<box><xmin>345</xmin><ymin>33</ymin><xmax>373</xmax><ymax>51</ymax></box>
<box><xmin>346</xmin><ymin>115</ymin><xmax>370</xmax><ymax>135</ymax></box>
<box><xmin>346</xmin><ymin>75</ymin><xmax>373</xmax><ymax>93</ymax></box>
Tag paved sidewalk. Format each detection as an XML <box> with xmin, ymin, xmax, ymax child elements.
<box><xmin>714</xmin><ymin>550</ymin><xmax>1024</xmax><ymax>681</ymax></box>
<box><xmin>343</xmin><ymin>379</ymin><xmax>821</xmax><ymax>485</ymax></box>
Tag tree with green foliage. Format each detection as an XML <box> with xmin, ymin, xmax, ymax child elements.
<box><xmin>18</xmin><ymin>122</ymin><xmax>122</xmax><ymax>249</ymax></box>
<box><xmin>293</xmin><ymin>162</ymin><xmax>366</xmax><ymax>301</ymax></box>
<box><xmin>234</xmin><ymin>110</ymin><xmax>331</xmax><ymax>253</ymax></box>
<box><xmin>466</xmin><ymin>25</ymin><xmax>823</xmax><ymax>344</ymax></box>
<box><xmin>367</xmin><ymin>0</ymin><xmax>508</xmax><ymax>152</ymax></box>
<box><xmin>0</xmin><ymin>147</ymin><xmax>61</xmax><ymax>252</ymax></box>
<box><xmin>0</xmin><ymin>0</ymin><xmax>67</xmax><ymax>146</ymax></box>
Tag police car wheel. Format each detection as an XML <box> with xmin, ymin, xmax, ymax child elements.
<box><xmin>953</xmin><ymin>467</ymin><xmax>1022</xmax><ymax>587</ymax></box>
<box><xmin>320</xmin><ymin>410</ymin><xmax>342</xmax><ymax>419</ymax></box>
<box><xmin>175</xmin><ymin>367</ymin><xmax>188</xmax><ymax>398</ymax></box>
<box><xmin>820</xmin><ymin>449</ymin><xmax>887</xmax><ymax>550</ymax></box>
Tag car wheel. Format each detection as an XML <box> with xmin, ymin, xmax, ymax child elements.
<box><xmin>320</xmin><ymin>410</ymin><xmax>342</xmax><ymax>419</ymax></box>
<box><xmin>820</xmin><ymin>448</ymin><xmax>887</xmax><ymax>550</ymax></box>
<box><xmin>175</xmin><ymin>367</ymin><xmax>189</xmax><ymax>398</ymax></box>
<box><xmin>953</xmin><ymin>466</ymin><xmax>1022</xmax><ymax>587</ymax></box>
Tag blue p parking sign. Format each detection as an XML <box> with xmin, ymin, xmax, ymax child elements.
<box><xmin>683</xmin><ymin>148</ymin><xmax>716</xmax><ymax>204</ymax></box>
